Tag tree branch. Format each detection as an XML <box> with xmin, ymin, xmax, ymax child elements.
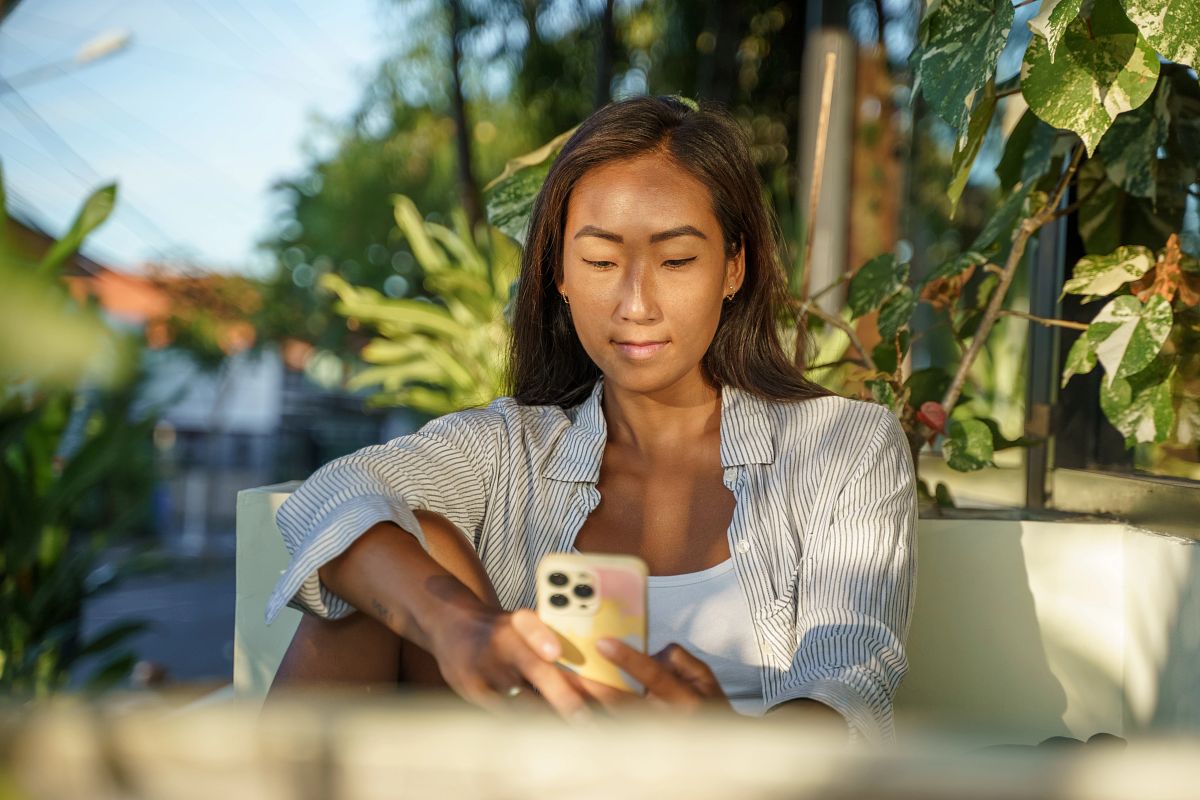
<box><xmin>935</xmin><ymin>144</ymin><xmax>1085</xmax><ymax>421</ymax></box>
<box><xmin>798</xmin><ymin>300</ymin><xmax>878</xmax><ymax>373</ymax></box>
<box><xmin>999</xmin><ymin>308</ymin><xmax>1089</xmax><ymax>331</ymax></box>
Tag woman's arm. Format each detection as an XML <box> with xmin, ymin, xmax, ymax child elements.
<box><xmin>313</xmin><ymin>516</ymin><xmax>589</xmax><ymax>717</ymax></box>
<box><xmin>772</xmin><ymin>406</ymin><xmax>918</xmax><ymax>744</ymax></box>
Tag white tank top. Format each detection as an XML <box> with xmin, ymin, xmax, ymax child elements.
<box><xmin>574</xmin><ymin>549</ymin><xmax>766</xmax><ymax>715</ymax></box>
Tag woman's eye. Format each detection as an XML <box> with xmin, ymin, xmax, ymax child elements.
<box><xmin>583</xmin><ymin>259</ymin><xmax>615</xmax><ymax>269</ymax></box>
<box><xmin>663</xmin><ymin>257</ymin><xmax>697</xmax><ymax>269</ymax></box>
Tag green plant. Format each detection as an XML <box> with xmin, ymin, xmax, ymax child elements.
<box><xmin>322</xmin><ymin>195</ymin><xmax>520</xmax><ymax>415</ymax></box>
<box><xmin>487</xmin><ymin>25</ymin><xmax>1199</xmax><ymax>489</ymax></box>
<box><xmin>1</xmin><ymin>166</ymin><xmax>156</xmax><ymax>696</ymax></box>
<box><xmin>822</xmin><ymin>0</ymin><xmax>1200</xmax><ymax>482</ymax></box>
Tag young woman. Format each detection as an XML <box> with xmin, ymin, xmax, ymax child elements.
<box><xmin>265</xmin><ymin>95</ymin><xmax>917</xmax><ymax>745</ymax></box>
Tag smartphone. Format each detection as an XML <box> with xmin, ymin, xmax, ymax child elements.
<box><xmin>535</xmin><ymin>551</ymin><xmax>648</xmax><ymax>693</ymax></box>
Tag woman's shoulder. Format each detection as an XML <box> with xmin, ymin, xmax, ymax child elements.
<box><xmin>759</xmin><ymin>391</ymin><xmax>894</xmax><ymax>439</ymax></box>
<box><xmin>750</xmin><ymin>391</ymin><xmax>902</xmax><ymax>472</ymax></box>
<box><xmin>418</xmin><ymin>394</ymin><xmax>574</xmax><ymax>451</ymax></box>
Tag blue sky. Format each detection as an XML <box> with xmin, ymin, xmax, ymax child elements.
<box><xmin>1</xmin><ymin>0</ymin><xmax>396</xmax><ymax>276</ymax></box>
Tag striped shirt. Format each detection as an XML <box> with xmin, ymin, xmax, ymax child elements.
<box><xmin>266</xmin><ymin>377</ymin><xmax>918</xmax><ymax>744</ymax></box>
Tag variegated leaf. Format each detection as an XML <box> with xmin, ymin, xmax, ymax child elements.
<box><xmin>1096</xmin><ymin>75</ymin><xmax>1172</xmax><ymax>198</ymax></box>
<box><xmin>1123</xmin><ymin>0</ymin><xmax>1200</xmax><ymax>69</ymax></box>
<box><xmin>1099</xmin><ymin>356</ymin><xmax>1177</xmax><ymax>445</ymax></box>
<box><xmin>878</xmin><ymin>286</ymin><xmax>917</xmax><ymax>342</ymax></box>
<box><xmin>944</xmin><ymin>417</ymin><xmax>995</xmax><ymax>472</ymax></box>
<box><xmin>483</xmin><ymin>126</ymin><xmax>576</xmax><ymax>247</ymax></box>
<box><xmin>1028</xmin><ymin>0</ymin><xmax>1084</xmax><ymax>60</ymax></box>
<box><xmin>1021</xmin><ymin>0</ymin><xmax>1160</xmax><ymax>154</ymax></box>
<box><xmin>948</xmin><ymin>78</ymin><xmax>997</xmax><ymax>213</ymax></box>
<box><xmin>866</xmin><ymin>379</ymin><xmax>898</xmax><ymax>410</ymax></box>
<box><xmin>913</xmin><ymin>0</ymin><xmax>1013</xmax><ymax>134</ymax></box>
<box><xmin>1061</xmin><ymin>333</ymin><xmax>1099</xmax><ymax>386</ymax></box>
<box><xmin>848</xmin><ymin>253</ymin><xmax>909</xmax><ymax>318</ymax></box>
<box><xmin>1086</xmin><ymin>293</ymin><xmax>1173</xmax><ymax>386</ymax></box>
<box><xmin>1061</xmin><ymin>245</ymin><xmax>1156</xmax><ymax>299</ymax></box>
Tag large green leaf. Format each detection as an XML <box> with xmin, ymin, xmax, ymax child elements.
<box><xmin>1095</xmin><ymin>74</ymin><xmax>1172</xmax><ymax>198</ymax></box>
<box><xmin>847</xmin><ymin>253</ymin><xmax>908</xmax><ymax>318</ymax></box>
<box><xmin>1098</xmin><ymin>355</ymin><xmax>1176</xmax><ymax>445</ymax></box>
<box><xmin>35</xmin><ymin>183</ymin><xmax>117</xmax><ymax>279</ymax></box>
<box><xmin>913</xmin><ymin>0</ymin><xmax>1014</xmax><ymax>134</ymax></box>
<box><xmin>1123</xmin><ymin>0</ymin><xmax>1200</xmax><ymax>69</ymax></box>
<box><xmin>1086</xmin><ymin>293</ymin><xmax>1173</xmax><ymax>386</ymax></box>
<box><xmin>943</xmin><ymin>418</ymin><xmax>995</xmax><ymax>471</ymax></box>
<box><xmin>995</xmin><ymin>109</ymin><xmax>1058</xmax><ymax>191</ymax></box>
<box><xmin>483</xmin><ymin>126</ymin><xmax>576</xmax><ymax>247</ymax></box>
<box><xmin>948</xmin><ymin>78</ymin><xmax>997</xmax><ymax>214</ymax></box>
<box><xmin>1028</xmin><ymin>0</ymin><xmax>1085</xmax><ymax>60</ymax></box>
<box><xmin>1061</xmin><ymin>245</ymin><xmax>1156</xmax><ymax>300</ymax></box>
<box><xmin>1021</xmin><ymin>0</ymin><xmax>1160</xmax><ymax>154</ymax></box>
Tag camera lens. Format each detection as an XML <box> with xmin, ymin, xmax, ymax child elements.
<box><xmin>549</xmin><ymin>593</ymin><xmax>569</xmax><ymax>607</ymax></box>
<box><xmin>548</xmin><ymin>572</ymin><xmax>568</xmax><ymax>586</ymax></box>
<box><xmin>573</xmin><ymin>584</ymin><xmax>594</xmax><ymax>599</ymax></box>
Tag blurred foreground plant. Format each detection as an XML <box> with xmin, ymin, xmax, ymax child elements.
<box><xmin>322</xmin><ymin>195</ymin><xmax>520</xmax><ymax>415</ymax></box>
<box><xmin>1</xmin><ymin>166</ymin><xmax>155</xmax><ymax>696</ymax></box>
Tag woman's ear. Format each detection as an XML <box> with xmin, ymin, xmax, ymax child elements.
<box><xmin>727</xmin><ymin>235</ymin><xmax>747</xmax><ymax>293</ymax></box>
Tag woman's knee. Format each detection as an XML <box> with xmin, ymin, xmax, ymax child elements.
<box><xmin>268</xmin><ymin>511</ymin><xmax>498</xmax><ymax>695</ymax></box>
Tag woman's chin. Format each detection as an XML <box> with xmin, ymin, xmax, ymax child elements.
<box><xmin>598</xmin><ymin>362</ymin><xmax>704</xmax><ymax>397</ymax></box>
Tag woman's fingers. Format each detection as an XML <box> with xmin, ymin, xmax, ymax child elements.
<box><xmin>506</xmin><ymin>634</ymin><xmax>591</xmax><ymax>721</ymax></box>
<box><xmin>596</xmin><ymin>638</ymin><xmax>698</xmax><ymax>708</ymax></box>
<box><xmin>654</xmin><ymin>643</ymin><xmax>725</xmax><ymax>699</ymax></box>
<box><xmin>565</xmin><ymin>671</ymin><xmax>640</xmax><ymax>714</ymax></box>
<box><xmin>510</xmin><ymin>608</ymin><xmax>561</xmax><ymax>661</ymax></box>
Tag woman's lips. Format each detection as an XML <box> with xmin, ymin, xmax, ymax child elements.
<box><xmin>612</xmin><ymin>340</ymin><xmax>669</xmax><ymax>360</ymax></box>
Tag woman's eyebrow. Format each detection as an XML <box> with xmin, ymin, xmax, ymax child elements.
<box><xmin>572</xmin><ymin>224</ymin><xmax>708</xmax><ymax>244</ymax></box>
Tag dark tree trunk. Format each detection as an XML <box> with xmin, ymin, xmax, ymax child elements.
<box><xmin>447</xmin><ymin>0</ymin><xmax>483</xmax><ymax>231</ymax></box>
<box><xmin>697</xmin><ymin>0</ymin><xmax>740</xmax><ymax>105</ymax></box>
<box><xmin>594</xmin><ymin>0</ymin><xmax>615</xmax><ymax>109</ymax></box>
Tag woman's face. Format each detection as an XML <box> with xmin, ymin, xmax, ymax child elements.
<box><xmin>557</xmin><ymin>152</ymin><xmax>745</xmax><ymax>397</ymax></box>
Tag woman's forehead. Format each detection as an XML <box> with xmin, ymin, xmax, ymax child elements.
<box><xmin>566</xmin><ymin>155</ymin><xmax>718</xmax><ymax>240</ymax></box>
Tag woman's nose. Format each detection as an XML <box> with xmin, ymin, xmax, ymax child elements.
<box><xmin>617</xmin><ymin>264</ymin><xmax>660</xmax><ymax>322</ymax></box>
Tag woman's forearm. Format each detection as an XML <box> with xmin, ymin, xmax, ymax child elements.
<box><xmin>316</xmin><ymin>516</ymin><xmax>490</xmax><ymax>653</ymax></box>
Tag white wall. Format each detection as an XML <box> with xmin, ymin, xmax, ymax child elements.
<box><xmin>236</xmin><ymin>487</ymin><xmax>1200</xmax><ymax>745</ymax></box>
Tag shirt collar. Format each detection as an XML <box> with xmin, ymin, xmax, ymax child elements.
<box><xmin>542</xmin><ymin>377</ymin><xmax>775</xmax><ymax>483</ymax></box>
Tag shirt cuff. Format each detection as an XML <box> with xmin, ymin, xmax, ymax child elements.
<box><xmin>264</xmin><ymin>493</ymin><xmax>427</xmax><ymax>624</ymax></box>
<box><xmin>766</xmin><ymin>678</ymin><xmax>887</xmax><ymax>745</ymax></box>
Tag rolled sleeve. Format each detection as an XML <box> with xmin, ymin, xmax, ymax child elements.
<box><xmin>770</xmin><ymin>407</ymin><xmax>917</xmax><ymax>744</ymax></box>
<box><xmin>264</xmin><ymin>403</ymin><xmax>507</xmax><ymax>625</ymax></box>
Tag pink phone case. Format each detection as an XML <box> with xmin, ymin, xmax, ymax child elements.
<box><xmin>535</xmin><ymin>552</ymin><xmax>648</xmax><ymax>693</ymax></box>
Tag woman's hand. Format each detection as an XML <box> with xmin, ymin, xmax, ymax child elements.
<box><xmin>578</xmin><ymin>639</ymin><xmax>733</xmax><ymax>714</ymax></box>
<box><xmin>427</xmin><ymin>606</ymin><xmax>591</xmax><ymax>721</ymax></box>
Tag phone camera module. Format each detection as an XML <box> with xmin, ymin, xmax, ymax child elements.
<box><xmin>548</xmin><ymin>572</ymin><xmax>569</xmax><ymax>587</ymax></box>
<box><xmin>549</xmin><ymin>593</ymin><xmax>569</xmax><ymax>607</ymax></box>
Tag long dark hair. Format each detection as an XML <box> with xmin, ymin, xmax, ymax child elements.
<box><xmin>507</xmin><ymin>95</ymin><xmax>833</xmax><ymax>408</ymax></box>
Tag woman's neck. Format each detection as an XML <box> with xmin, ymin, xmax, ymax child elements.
<box><xmin>600</xmin><ymin>372</ymin><xmax>722</xmax><ymax>459</ymax></box>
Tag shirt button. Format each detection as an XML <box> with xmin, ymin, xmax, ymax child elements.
<box><xmin>736</xmin><ymin>539</ymin><xmax>750</xmax><ymax>554</ymax></box>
